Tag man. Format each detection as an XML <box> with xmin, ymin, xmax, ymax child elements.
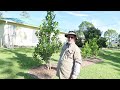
<box><xmin>56</xmin><ymin>31</ymin><xmax>82</xmax><ymax>79</ymax></box>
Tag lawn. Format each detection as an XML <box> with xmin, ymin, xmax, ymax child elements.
<box><xmin>79</xmin><ymin>49</ymin><xmax>120</xmax><ymax>79</ymax></box>
<box><xmin>0</xmin><ymin>47</ymin><xmax>38</xmax><ymax>79</ymax></box>
<box><xmin>0</xmin><ymin>47</ymin><xmax>120</xmax><ymax>79</ymax></box>
<box><xmin>0</xmin><ymin>47</ymin><xmax>59</xmax><ymax>79</ymax></box>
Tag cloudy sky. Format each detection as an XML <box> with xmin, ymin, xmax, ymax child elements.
<box><xmin>1</xmin><ymin>11</ymin><xmax>120</xmax><ymax>34</ymax></box>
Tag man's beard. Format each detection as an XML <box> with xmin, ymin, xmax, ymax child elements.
<box><xmin>67</xmin><ymin>41</ymin><xmax>75</xmax><ymax>44</ymax></box>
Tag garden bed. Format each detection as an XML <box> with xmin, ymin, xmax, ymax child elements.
<box><xmin>29</xmin><ymin>57</ymin><xmax>103</xmax><ymax>79</ymax></box>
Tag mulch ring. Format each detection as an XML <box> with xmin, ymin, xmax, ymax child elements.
<box><xmin>29</xmin><ymin>64</ymin><xmax>57</xmax><ymax>79</ymax></box>
<box><xmin>28</xmin><ymin>57</ymin><xmax>103</xmax><ymax>79</ymax></box>
<box><xmin>81</xmin><ymin>57</ymin><xmax>103</xmax><ymax>67</ymax></box>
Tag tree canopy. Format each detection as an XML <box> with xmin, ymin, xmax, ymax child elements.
<box><xmin>104</xmin><ymin>29</ymin><xmax>118</xmax><ymax>47</ymax></box>
<box><xmin>33</xmin><ymin>11</ymin><xmax>62</xmax><ymax>69</ymax></box>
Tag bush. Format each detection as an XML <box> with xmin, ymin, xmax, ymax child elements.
<box><xmin>81</xmin><ymin>41</ymin><xmax>92</xmax><ymax>58</ymax></box>
<box><xmin>81</xmin><ymin>38</ymin><xmax>99</xmax><ymax>58</ymax></box>
<box><xmin>89</xmin><ymin>38</ymin><xmax>99</xmax><ymax>56</ymax></box>
<box><xmin>97</xmin><ymin>37</ymin><xmax>107</xmax><ymax>48</ymax></box>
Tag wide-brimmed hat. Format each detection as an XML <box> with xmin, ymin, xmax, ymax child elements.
<box><xmin>65</xmin><ymin>31</ymin><xmax>77</xmax><ymax>38</ymax></box>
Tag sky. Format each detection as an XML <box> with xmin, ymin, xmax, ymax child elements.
<box><xmin>1</xmin><ymin>11</ymin><xmax>120</xmax><ymax>35</ymax></box>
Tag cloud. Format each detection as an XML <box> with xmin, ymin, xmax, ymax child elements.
<box><xmin>65</xmin><ymin>11</ymin><xmax>88</xmax><ymax>17</ymax></box>
<box><xmin>91</xmin><ymin>19</ymin><xmax>109</xmax><ymax>36</ymax></box>
<box><xmin>91</xmin><ymin>18</ymin><xmax>120</xmax><ymax>36</ymax></box>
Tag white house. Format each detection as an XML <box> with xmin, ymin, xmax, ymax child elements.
<box><xmin>0</xmin><ymin>18</ymin><xmax>67</xmax><ymax>48</ymax></box>
<box><xmin>111</xmin><ymin>39</ymin><xmax>119</xmax><ymax>47</ymax></box>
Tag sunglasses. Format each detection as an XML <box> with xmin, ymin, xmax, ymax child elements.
<box><xmin>67</xmin><ymin>36</ymin><xmax>74</xmax><ymax>39</ymax></box>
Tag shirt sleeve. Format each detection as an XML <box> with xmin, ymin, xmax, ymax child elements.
<box><xmin>59</xmin><ymin>43</ymin><xmax>66</xmax><ymax>57</ymax></box>
<box><xmin>57</xmin><ymin>44</ymin><xmax>66</xmax><ymax>68</ymax></box>
<box><xmin>73</xmin><ymin>48</ymin><xmax>82</xmax><ymax>64</ymax></box>
<box><xmin>72</xmin><ymin>47</ymin><xmax>82</xmax><ymax>78</ymax></box>
<box><xmin>72</xmin><ymin>62</ymin><xmax>81</xmax><ymax>78</ymax></box>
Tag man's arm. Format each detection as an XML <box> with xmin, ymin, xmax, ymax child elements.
<box><xmin>57</xmin><ymin>43</ymin><xmax>66</xmax><ymax>69</ymax></box>
<box><xmin>71</xmin><ymin>48</ymin><xmax>82</xmax><ymax>79</ymax></box>
<box><xmin>71</xmin><ymin>62</ymin><xmax>81</xmax><ymax>79</ymax></box>
<box><xmin>59</xmin><ymin>43</ymin><xmax>66</xmax><ymax>57</ymax></box>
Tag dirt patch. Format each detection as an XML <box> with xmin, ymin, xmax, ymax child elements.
<box><xmin>29</xmin><ymin>64</ymin><xmax>57</xmax><ymax>79</ymax></box>
<box><xmin>81</xmin><ymin>57</ymin><xmax>103</xmax><ymax>67</ymax></box>
<box><xmin>29</xmin><ymin>58</ymin><xmax>103</xmax><ymax>79</ymax></box>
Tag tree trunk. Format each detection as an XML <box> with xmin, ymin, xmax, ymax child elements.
<box><xmin>48</xmin><ymin>60</ymin><xmax>51</xmax><ymax>70</ymax></box>
<box><xmin>46</xmin><ymin>58</ymin><xmax>51</xmax><ymax>70</ymax></box>
<box><xmin>47</xmin><ymin>34</ymin><xmax>51</xmax><ymax>70</ymax></box>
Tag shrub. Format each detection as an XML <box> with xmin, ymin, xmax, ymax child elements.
<box><xmin>81</xmin><ymin>38</ymin><xmax>99</xmax><ymax>58</ymax></box>
<box><xmin>81</xmin><ymin>41</ymin><xmax>92</xmax><ymax>58</ymax></box>
<box><xmin>89</xmin><ymin>38</ymin><xmax>99</xmax><ymax>56</ymax></box>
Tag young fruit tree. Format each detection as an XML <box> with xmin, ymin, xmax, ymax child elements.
<box><xmin>33</xmin><ymin>11</ymin><xmax>62</xmax><ymax>70</ymax></box>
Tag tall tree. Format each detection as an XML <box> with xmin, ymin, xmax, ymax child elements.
<box><xmin>83</xmin><ymin>27</ymin><xmax>107</xmax><ymax>48</ymax></box>
<box><xmin>76</xmin><ymin>21</ymin><xmax>94</xmax><ymax>38</ymax></box>
<box><xmin>83</xmin><ymin>27</ymin><xmax>101</xmax><ymax>42</ymax></box>
<box><xmin>79</xmin><ymin>21</ymin><xmax>94</xmax><ymax>32</ymax></box>
<box><xmin>75</xmin><ymin>21</ymin><xmax>94</xmax><ymax>47</ymax></box>
<box><xmin>33</xmin><ymin>11</ymin><xmax>62</xmax><ymax>70</ymax></box>
<box><xmin>104</xmin><ymin>29</ymin><xmax>118</xmax><ymax>47</ymax></box>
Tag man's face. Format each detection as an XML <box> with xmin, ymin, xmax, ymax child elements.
<box><xmin>67</xmin><ymin>34</ymin><xmax>76</xmax><ymax>44</ymax></box>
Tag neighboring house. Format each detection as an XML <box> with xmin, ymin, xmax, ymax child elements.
<box><xmin>0</xmin><ymin>18</ymin><xmax>66</xmax><ymax>48</ymax></box>
<box><xmin>107</xmin><ymin>38</ymin><xmax>119</xmax><ymax>48</ymax></box>
<box><xmin>111</xmin><ymin>39</ymin><xmax>119</xmax><ymax>47</ymax></box>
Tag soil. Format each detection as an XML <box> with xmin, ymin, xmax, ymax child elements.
<box><xmin>28</xmin><ymin>57</ymin><xmax>103</xmax><ymax>79</ymax></box>
<box><xmin>81</xmin><ymin>57</ymin><xmax>103</xmax><ymax>67</ymax></box>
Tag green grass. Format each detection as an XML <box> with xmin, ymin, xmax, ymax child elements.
<box><xmin>0</xmin><ymin>47</ymin><xmax>60</xmax><ymax>79</ymax></box>
<box><xmin>79</xmin><ymin>49</ymin><xmax>120</xmax><ymax>79</ymax></box>
<box><xmin>0</xmin><ymin>47</ymin><xmax>120</xmax><ymax>79</ymax></box>
<box><xmin>0</xmin><ymin>47</ymin><xmax>41</xmax><ymax>79</ymax></box>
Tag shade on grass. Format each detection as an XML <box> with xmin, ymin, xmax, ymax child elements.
<box><xmin>0</xmin><ymin>48</ymin><xmax>39</xmax><ymax>79</ymax></box>
<box><xmin>79</xmin><ymin>49</ymin><xmax>120</xmax><ymax>79</ymax></box>
<box><xmin>0</xmin><ymin>48</ymin><xmax>120</xmax><ymax>79</ymax></box>
<box><xmin>0</xmin><ymin>48</ymin><xmax>59</xmax><ymax>79</ymax></box>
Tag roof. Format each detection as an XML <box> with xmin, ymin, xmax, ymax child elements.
<box><xmin>0</xmin><ymin>18</ymin><xmax>39</xmax><ymax>29</ymax></box>
<box><xmin>0</xmin><ymin>18</ymin><xmax>65</xmax><ymax>34</ymax></box>
<box><xmin>1</xmin><ymin>18</ymin><xmax>24</xmax><ymax>24</ymax></box>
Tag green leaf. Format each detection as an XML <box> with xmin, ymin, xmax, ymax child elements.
<box><xmin>33</xmin><ymin>11</ymin><xmax>62</xmax><ymax>65</ymax></box>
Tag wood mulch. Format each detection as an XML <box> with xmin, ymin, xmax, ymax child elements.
<box><xmin>28</xmin><ymin>57</ymin><xmax>103</xmax><ymax>79</ymax></box>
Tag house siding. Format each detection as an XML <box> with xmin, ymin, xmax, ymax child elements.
<box><xmin>14</xmin><ymin>27</ymin><xmax>38</xmax><ymax>46</ymax></box>
<box><xmin>58</xmin><ymin>33</ymin><xmax>67</xmax><ymax>44</ymax></box>
<box><xmin>0</xmin><ymin>20</ymin><xmax>66</xmax><ymax>47</ymax></box>
<box><xmin>0</xmin><ymin>23</ymin><xmax>5</xmax><ymax>47</ymax></box>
